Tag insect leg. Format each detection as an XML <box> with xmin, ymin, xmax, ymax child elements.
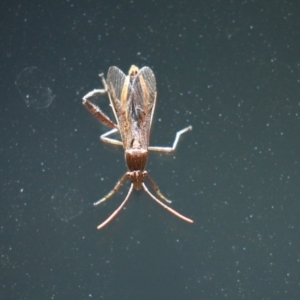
<box><xmin>83</xmin><ymin>89</ymin><xmax>107</xmax><ymax>99</ymax></box>
<box><xmin>100</xmin><ymin>128</ymin><xmax>123</xmax><ymax>146</ymax></box>
<box><xmin>82</xmin><ymin>97</ymin><xmax>117</xmax><ymax>129</ymax></box>
<box><xmin>148</xmin><ymin>125</ymin><xmax>192</xmax><ymax>152</ymax></box>
<box><xmin>144</xmin><ymin>172</ymin><xmax>172</xmax><ymax>203</ymax></box>
<box><xmin>93</xmin><ymin>173</ymin><xmax>127</xmax><ymax>206</ymax></box>
<box><xmin>99</xmin><ymin>73</ymin><xmax>108</xmax><ymax>91</ymax></box>
<box><xmin>142</xmin><ymin>183</ymin><xmax>193</xmax><ymax>224</ymax></box>
<box><xmin>97</xmin><ymin>184</ymin><xmax>134</xmax><ymax>230</ymax></box>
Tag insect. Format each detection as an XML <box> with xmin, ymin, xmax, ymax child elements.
<box><xmin>82</xmin><ymin>65</ymin><xmax>193</xmax><ymax>229</ymax></box>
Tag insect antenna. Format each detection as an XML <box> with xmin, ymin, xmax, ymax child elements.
<box><xmin>142</xmin><ymin>183</ymin><xmax>193</xmax><ymax>223</ymax></box>
<box><xmin>97</xmin><ymin>184</ymin><xmax>134</xmax><ymax>230</ymax></box>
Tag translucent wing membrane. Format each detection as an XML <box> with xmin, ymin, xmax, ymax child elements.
<box><xmin>105</xmin><ymin>67</ymin><xmax>129</xmax><ymax>146</ymax></box>
<box><xmin>107</xmin><ymin>66</ymin><xmax>127</xmax><ymax>102</ymax></box>
<box><xmin>132</xmin><ymin>67</ymin><xmax>156</xmax><ymax>127</ymax></box>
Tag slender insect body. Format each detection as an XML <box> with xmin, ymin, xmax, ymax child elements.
<box><xmin>83</xmin><ymin>65</ymin><xmax>193</xmax><ymax>229</ymax></box>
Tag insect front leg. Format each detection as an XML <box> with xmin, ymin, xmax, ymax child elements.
<box><xmin>144</xmin><ymin>172</ymin><xmax>172</xmax><ymax>203</ymax></box>
<box><xmin>83</xmin><ymin>88</ymin><xmax>107</xmax><ymax>100</ymax></box>
<box><xmin>99</xmin><ymin>73</ymin><xmax>109</xmax><ymax>91</ymax></box>
<box><xmin>94</xmin><ymin>172</ymin><xmax>128</xmax><ymax>206</ymax></box>
<box><xmin>82</xmin><ymin>96</ymin><xmax>117</xmax><ymax>129</ymax></box>
<box><xmin>148</xmin><ymin>125</ymin><xmax>192</xmax><ymax>152</ymax></box>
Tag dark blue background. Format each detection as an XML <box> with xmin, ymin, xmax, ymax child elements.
<box><xmin>1</xmin><ymin>1</ymin><xmax>300</xmax><ymax>299</ymax></box>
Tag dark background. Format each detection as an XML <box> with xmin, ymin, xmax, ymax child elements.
<box><xmin>1</xmin><ymin>1</ymin><xmax>300</xmax><ymax>299</ymax></box>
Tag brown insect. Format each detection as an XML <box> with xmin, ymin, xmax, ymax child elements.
<box><xmin>83</xmin><ymin>65</ymin><xmax>193</xmax><ymax>229</ymax></box>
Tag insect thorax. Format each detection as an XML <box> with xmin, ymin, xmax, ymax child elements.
<box><xmin>125</xmin><ymin>148</ymin><xmax>148</xmax><ymax>172</ymax></box>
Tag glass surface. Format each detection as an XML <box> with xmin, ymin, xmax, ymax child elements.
<box><xmin>1</xmin><ymin>1</ymin><xmax>300</xmax><ymax>299</ymax></box>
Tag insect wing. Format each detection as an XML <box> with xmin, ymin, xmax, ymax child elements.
<box><xmin>131</xmin><ymin>67</ymin><xmax>157</xmax><ymax>148</ymax></box>
<box><xmin>107</xmin><ymin>66</ymin><xmax>127</xmax><ymax>101</ymax></box>
<box><xmin>105</xmin><ymin>67</ymin><xmax>131</xmax><ymax>145</ymax></box>
<box><xmin>105</xmin><ymin>66</ymin><xmax>156</xmax><ymax>150</ymax></box>
<box><xmin>132</xmin><ymin>67</ymin><xmax>156</xmax><ymax>126</ymax></box>
<box><xmin>106</xmin><ymin>66</ymin><xmax>128</xmax><ymax>122</ymax></box>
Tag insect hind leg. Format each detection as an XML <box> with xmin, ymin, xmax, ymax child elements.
<box><xmin>100</xmin><ymin>128</ymin><xmax>123</xmax><ymax>146</ymax></box>
<box><xmin>148</xmin><ymin>125</ymin><xmax>192</xmax><ymax>152</ymax></box>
